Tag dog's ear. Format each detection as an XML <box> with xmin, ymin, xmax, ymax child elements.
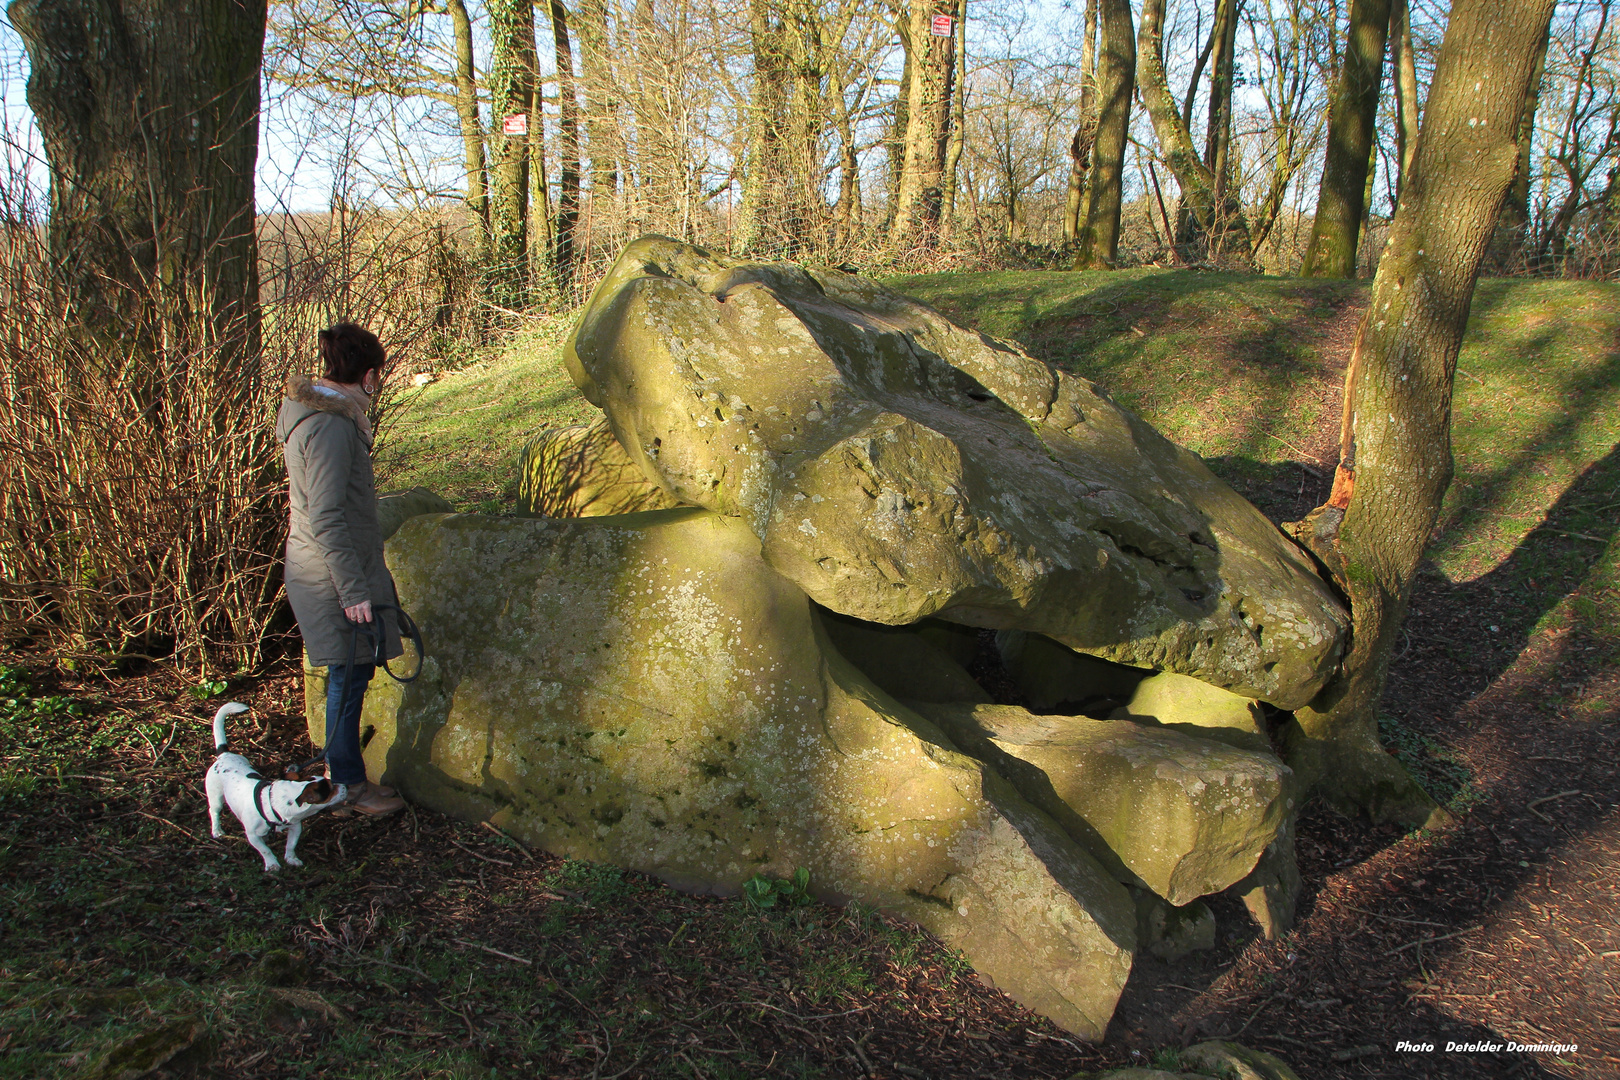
<box><xmin>297</xmin><ymin>779</ymin><xmax>333</xmax><ymax>805</ymax></box>
<box><xmin>283</xmin><ymin>763</ymin><xmax>301</xmax><ymax>782</ymax></box>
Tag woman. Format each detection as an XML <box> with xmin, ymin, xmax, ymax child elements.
<box><xmin>276</xmin><ymin>323</ymin><xmax>407</xmax><ymax>815</ymax></box>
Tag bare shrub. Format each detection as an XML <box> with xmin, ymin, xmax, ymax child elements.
<box><xmin>0</xmin><ymin>154</ymin><xmax>472</xmax><ymax>672</ymax></box>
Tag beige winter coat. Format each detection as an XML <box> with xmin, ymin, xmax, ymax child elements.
<box><xmin>276</xmin><ymin>374</ymin><xmax>402</xmax><ymax>667</ymax></box>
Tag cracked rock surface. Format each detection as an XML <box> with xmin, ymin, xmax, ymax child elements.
<box><xmin>565</xmin><ymin>236</ymin><xmax>1348</xmax><ymax>707</ymax></box>
<box><xmin>358</xmin><ymin>509</ymin><xmax>1136</xmax><ymax>1038</ymax></box>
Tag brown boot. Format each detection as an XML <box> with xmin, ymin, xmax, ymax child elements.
<box><xmin>346</xmin><ymin>781</ymin><xmax>405</xmax><ymax>816</ymax></box>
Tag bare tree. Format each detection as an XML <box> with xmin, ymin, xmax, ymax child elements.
<box><xmin>548</xmin><ymin>0</ymin><xmax>583</xmax><ymax>294</ymax></box>
<box><xmin>1137</xmin><ymin>0</ymin><xmax>1256</xmax><ymax>264</ymax></box>
<box><xmin>1300</xmin><ymin>0</ymin><xmax>1391</xmax><ymax>277</ymax></box>
<box><xmin>891</xmin><ymin>0</ymin><xmax>960</xmax><ymax>247</ymax></box>
<box><xmin>1071</xmin><ymin>0</ymin><xmax>1133</xmax><ymax>268</ymax></box>
<box><xmin>488</xmin><ymin>0</ymin><xmax>540</xmax><ymax>305</ymax></box>
<box><xmin>1061</xmin><ymin>0</ymin><xmax>1098</xmax><ymax>243</ymax></box>
<box><xmin>1287</xmin><ymin>0</ymin><xmax>1559</xmax><ymax>823</ymax></box>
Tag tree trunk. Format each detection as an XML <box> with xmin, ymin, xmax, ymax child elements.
<box><xmin>940</xmin><ymin>0</ymin><xmax>968</xmax><ymax>243</ymax></box>
<box><xmin>11</xmin><ymin>0</ymin><xmax>265</xmax><ymax>379</ymax></box>
<box><xmin>527</xmin><ymin>73</ymin><xmax>555</xmax><ymax>309</ymax></box>
<box><xmin>1137</xmin><ymin>0</ymin><xmax>1253</xmax><ymax>264</ymax></box>
<box><xmin>736</xmin><ymin>0</ymin><xmax>786</xmax><ymax>255</ymax></box>
<box><xmin>1301</xmin><ymin>0</ymin><xmax>1392</xmax><ymax>278</ymax></box>
<box><xmin>1390</xmin><ymin>0</ymin><xmax>1419</xmax><ymax>199</ymax></box>
<box><xmin>833</xmin><ymin>78</ymin><xmax>862</xmax><ymax>247</ymax></box>
<box><xmin>488</xmin><ymin>0</ymin><xmax>538</xmax><ymax>307</ymax></box>
<box><xmin>575</xmin><ymin>0</ymin><xmax>620</xmax><ymax>201</ymax></box>
<box><xmin>783</xmin><ymin>0</ymin><xmax>827</xmax><ymax>257</ymax></box>
<box><xmin>1072</xmin><ymin>0</ymin><xmax>1134</xmax><ymax>269</ymax></box>
<box><xmin>1203</xmin><ymin>0</ymin><xmax>1239</xmax><ymax>173</ymax></box>
<box><xmin>444</xmin><ymin>0</ymin><xmax>490</xmax><ymax>264</ymax></box>
<box><xmin>549</xmin><ymin>0</ymin><xmax>582</xmax><ymax>298</ymax></box>
<box><xmin>1284</xmin><ymin>0</ymin><xmax>1559</xmax><ymax>824</ymax></box>
<box><xmin>884</xmin><ymin>20</ymin><xmax>912</xmax><ymax>237</ymax></box>
<box><xmin>890</xmin><ymin>0</ymin><xmax>956</xmax><ymax>248</ymax></box>
<box><xmin>1205</xmin><ymin>0</ymin><xmax>1241</xmax><ymax>254</ymax></box>
<box><xmin>1062</xmin><ymin>0</ymin><xmax>1099</xmax><ymax>243</ymax></box>
<box><xmin>1484</xmin><ymin>19</ymin><xmax>1549</xmax><ymax>271</ymax></box>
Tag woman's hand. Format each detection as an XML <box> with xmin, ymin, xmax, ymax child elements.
<box><xmin>344</xmin><ymin>600</ymin><xmax>373</xmax><ymax>623</ymax></box>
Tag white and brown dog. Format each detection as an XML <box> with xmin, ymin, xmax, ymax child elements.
<box><xmin>206</xmin><ymin>702</ymin><xmax>345</xmax><ymax>872</ymax></box>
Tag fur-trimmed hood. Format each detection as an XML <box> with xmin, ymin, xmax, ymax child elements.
<box><xmin>279</xmin><ymin>373</ymin><xmax>373</xmax><ymax>446</ymax></box>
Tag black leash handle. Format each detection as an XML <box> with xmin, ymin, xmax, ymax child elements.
<box><xmin>347</xmin><ymin>601</ymin><xmax>425</xmax><ymax>685</ymax></box>
<box><xmin>292</xmin><ymin>600</ymin><xmax>425</xmax><ymax>776</ymax></box>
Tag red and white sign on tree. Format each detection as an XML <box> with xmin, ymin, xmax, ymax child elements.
<box><xmin>930</xmin><ymin>13</ymin><xmax>953</xmax><ymax>36</ymax></box>
<box><xmin>502</xmin><ymin>113</ymin><xmax>528</xmax><ymax>136</ymax></box>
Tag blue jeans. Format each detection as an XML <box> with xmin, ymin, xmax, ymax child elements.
<box><xmin>325</xmin><ymin>662</ymin><xmax>375</xmax><ymax>786</ymax></box>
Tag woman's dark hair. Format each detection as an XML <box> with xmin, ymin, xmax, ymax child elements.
<box><xmin>319</xmin><ymin>323</ymin><xmax>386</xmax><ymax>384</ymax></box>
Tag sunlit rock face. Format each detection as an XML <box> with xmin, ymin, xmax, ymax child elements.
<box><xmin>516</xmin><ymin>417</ymin><xmax>679</xmax><ymax>518</ymax></box>
<box><xmin>332</xmin><ymin>237</ymin><xmax>1357</xmax><ymax>1038</ymax></box>
<box><xmin>564</xmin><ymin>236</ymin><xmax>1347</xmax><ymax>708</ymax></box>
<box><xmin>362</xmin><ymin>509</ymin><xmax>1136</xmax><ymax>1039</ymax></box>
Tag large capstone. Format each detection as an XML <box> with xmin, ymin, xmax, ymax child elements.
<box><xmin>357</xmin><ymin>508</ymin><xmax>1137</xmax><ymax>1038</ymax></box>
<box><xmin>564</xmin><ymin>237</ymin><xmax>1347</xmax><ymax>708</ymax></box>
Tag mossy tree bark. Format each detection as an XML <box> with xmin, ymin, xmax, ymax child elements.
<box><xmin>487</xmin><ymin>0</ymin><xmax>538</xmax><ymax>308</ymax></box>
<box><xmin>444</xmin><ymin>0</ymin><xmax>490</xmax><ymax>265</ymax></box>
<box><xmin>1483</xmin><ymin>26</ymin><xmax>1548</xmax><ymax>271</ymax></box>
<box><xmin>10</xmin><ymin>0</ymin><xmax>265</xmax><ymax>381</ymax></box>
<box><xmin>1061</xmin><ymin>0</ymin><xmax>1098</xmax><ymax>244</ymax></box>
<box><xmin>1285</xmin><ymin>0</ymin><xmax>1559</xmax><ymax>825</ymax></box>
<box><xmin>890</xmin><ymin>0</ymin><xmax>958</xmax><ymax>248</ymax></box>
<box><xmin>1071</xmin><ymin>0</ymin><xmax>1133</xmax><ymax>269</ymax></box>
<box><xmin>1301</xmin><ymin>0</ymin><xmax>1391</xmax><ymax>278</ymax></box>
<box><xmin>1202</xmin><ymin>0</ymin><xmax>1240</xmax><ymax>212</ymax></box>
<box><xmin>939</xmin><ymin>2</ymin><xmax>967</xmax><ymax>243</ymax></box>
<box><xmin>548</xmin><ymin>0</ymin><xmax>583</xmax><ymax>298</ymax></box>
<box><xmin>1389</xmin><ymin>0</ymin><xmax>1420</xmax><ymax>199</ymax></box>
<box><xmin>1136</xmin><ymin>0</ymin><xmax>1253</xmax><ymax>265</ymax></box>
<box><xmin>575</xmin><ymin>0</ymin><xmax>620</xmax><ymax>200</ymax></box>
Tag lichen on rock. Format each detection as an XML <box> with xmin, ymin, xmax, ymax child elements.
<box><xmin>564</xmin><ymin>235</ymin><xmax>1348</xmax><ymax>707</ymax></box>
<box><xmin>359</xmin><ymin>508</ymin><xmax>1136</xmax><ymax>1038</ymax></box>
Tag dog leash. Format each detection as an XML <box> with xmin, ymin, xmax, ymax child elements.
<box><xmin>344</xmin><ymin>601</ymin><xmax>424</xmax><ymax>685</ymax></box>
<box><xmin>291</xmin><ymin>601</ymin><xmax>425</xmax><ymax>777</ymax></box>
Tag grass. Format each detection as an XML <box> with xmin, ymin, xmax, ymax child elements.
<box><xmin>373</xmin><ymin>314</ymin><xmax>596</xmax><ymax>511</ymax></box>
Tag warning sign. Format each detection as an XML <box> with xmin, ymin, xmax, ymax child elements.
<box><xmin>502</xmin><ymin>113</ymin><xmax>528</xmax><ymax>136</ymax></box>
<box><xmin>930</xmin><ymin>13</ymin><xmax>954</xmax><ymax>36</ymax></box>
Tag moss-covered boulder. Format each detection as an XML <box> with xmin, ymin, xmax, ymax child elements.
<box><xmin>911</xmin><ymin>703</ymin><xmax>1295</xmax><ymax>905</ymax></box>
<box><xmin>1112</xmin><ymin>671</ymin><xmax>1273</xmax><ymax>754</ymax></box>
<box><xmin>358</xmin><ymin>508</ymin><xmax>1135</xmax><ymax>1038</ymax></box>
<box><xmin>1181</xmin><ymin>1041</ymin><xmax>1305</xmax><ymax>1080</ymax></box>
<box><xmin>563</xmin><ymin>236</ymin><xmax>1347</xmax><ymax>708</ymax></box>
<box><xmin>376</xmin><ymin>486</ymin><xmax>454</xmax><ymax>540</ymax></box>
<box><xmin>516</xmin><ymin>417</ymin><xmax>681</xmax><ymax>518</ymax></box>
<box><xmin>1133</xmin><ymin>891</ymin><xmax>1217</xmax><ymax>961</ymax></box>
<box><xmin>1224</xmin><ymin>817</ymin><xmax>1301</xmax><ymax>939</ymax></box>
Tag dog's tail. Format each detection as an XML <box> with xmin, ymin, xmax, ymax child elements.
<box><xmin>212</xmin><ymin>701</ymin><xmax>251</xmax><ymax>752</ymax></box>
